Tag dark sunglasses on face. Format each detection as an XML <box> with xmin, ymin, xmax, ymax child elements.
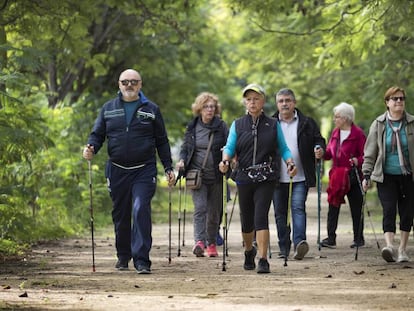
<box><xmin>120</xmin><ymin>79</ymin><xmax>141</xmax><ymax>86</ymax></box>
<box><xmin>389</xmin><ymin>96</ymin><xmax>406</xmax><ymax>102</ymax></box>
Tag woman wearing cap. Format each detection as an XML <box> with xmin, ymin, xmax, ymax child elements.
<box><xmin>219</xmin><ymin>84</ymin><xmax>296</xmax><ymax>274</ymax></box>
<box><xmin>362</xmin><ymin>86</ymin><xmax>414</xmax><ymax>263</ymax></box>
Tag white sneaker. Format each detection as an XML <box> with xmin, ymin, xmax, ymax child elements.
<box><xmin>381</xmin><ymin>246</ymin><xmax>396</xmax><ymax>262</ymax></box>
<box><xmin>397</xmin><ymin>249</ymin><xmax>409</xmax><ymax>263</ymax></box>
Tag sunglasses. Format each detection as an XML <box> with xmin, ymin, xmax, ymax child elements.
<box><xmin>119</xmin><ymin>79</ymin><xmax>141</xmax><ymax>86</ymax></box>
<box><xmin>389</xmin><ymin>96</ymin><xmax>405</xmax><ymax>102</ymax></box>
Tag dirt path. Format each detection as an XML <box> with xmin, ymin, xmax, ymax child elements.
<box><xmin>1</xmin><ymin>189</ymin><xmax>414</xmax><ymax>311</ymax></box>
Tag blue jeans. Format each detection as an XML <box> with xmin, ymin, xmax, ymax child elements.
<box><xmin>273</xmin><ymin>181</ymin><xmax>308</xmax><ymax>254</ymax></box>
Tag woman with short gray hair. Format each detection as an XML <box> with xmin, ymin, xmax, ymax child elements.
<box><xmin>321</xmin><ymin>102</ymin><xmax>366</xmax><ymax>249</ymax></box>
<box><xmin>333</xmin><ymin>102</ymin><xmax>355</xmax><ymax>123</ymax></box>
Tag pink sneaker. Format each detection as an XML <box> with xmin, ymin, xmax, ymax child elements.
<box><xmin>207</xmin><ymin>244</ymin><xmax>218</xmax><ymax>257</ymax></box>
<box><xmin>192</xmin><ymin>240</ymin><xmax>205</xmax><ymax>257</ymax></box>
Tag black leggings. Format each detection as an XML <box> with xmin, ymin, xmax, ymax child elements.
<box><xmin>237</xmin><ymin>181</ymin><xmax>276</xmax><ymax>233</ymax></box>
<box><xmin>377</xmin><ymin>174</ymin><xmax>414</xmax><ymax>233</ymax></box>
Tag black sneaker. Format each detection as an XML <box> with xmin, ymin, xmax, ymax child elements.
<box><xmin>320</xmin><ymin>237</ymin><xmax>336</xmax><ymax>249</ymax></box>
<box><xmin>135</xmin><ymin>264</ymin><xmax>151</xmax><ymax>274</ymax></box>
<box><xmin>278</xmin><ymin>245</ymin><xmax>291</xmax><ymax>259</ymax></box>
<box><xmin>243</xmin><ymin>246</ymin><xmax>257</xmax><ymax>270</ymax></box>
<box><xmin>277</xmin><ymin>252</ymin><xmax>286</xmax><ymax>259</ymax></box>
<box><xmin>257</xmin><ymin>258</ymin><xmax>270</xmax><ymax>274</ymax></box>
<box><xmin>115</xmin><ymin>259</ymin><xmax>129</xmax><ymax>271</ymax></box>
<box><xmin>350</xmin><ymin>240</ymin><xmax>365</xmax><ymax>248</ymax></box>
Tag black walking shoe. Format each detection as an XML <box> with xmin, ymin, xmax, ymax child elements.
<box><xmin>278</xmin><ymin>246</ymin><xmax>291</xmax><ymax>259</ymax></box>
<box><xmin>350</xmin><ymin>240</ymin><xmax>365</xmax><ymax>248</ymax></box>
<box><xmin>320</xmin><ymin>238</ymin><xmax>336</xmax><ymax>249</ymax></box>
<box><xmin>135</xmin><ymin>264</ymin><xmax>151</xmax><ymax>274</ymax></box>
<box><xmin>277</xmin><ymin>252</ymin><xmax>286</xmax><ymax>259</ymax></box>
<box><xmin>115</xmin><ymin>259</ymin><xmax>129</xmax><ymax>270</ymax></box>
<box><xmin>257</xmin><ymin>258</ymin><xmax>270</xmax><ymax>274</ymax></box>
<box><xmin>243</xmin><ymin>246</ymin><xmax>257</xmax><ymax>270</ymax></box>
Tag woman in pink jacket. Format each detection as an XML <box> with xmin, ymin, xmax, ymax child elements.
<box><xmin>320</xmin><ymin>102</ymin><xmax>366</xmax><ymax>249</ymax></box>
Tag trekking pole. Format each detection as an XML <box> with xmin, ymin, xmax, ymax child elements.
<box><xmin>87</xmin><ymin>160</ymin><xmax>96</xmax><ymax>272</ymax></box>
<box><xmin>227</xmin><ymin>189</ymin><xmax>238</xmax><ymax>233</ymax></box>
<box><xmin>316</xmin><ymin>158</ymin><xmax>322</xmax><ymax>252</ymax></box>
<box><xmin>365</xmin><ymin>200</ymin><xmax>380</xmax><ymax>249</ymax></box>
<box><xmin>168</xmin><ymin>185</ymin><xmax>172</xmax><ymax>264</ymax></box>
<box><xmin>182</xmin><ymin>182</ymin><xmax>187</xmax><ymax>247</ymax></box>
<box><xmin>177</xmin><ymin>177</ymin><xmax>182</xmax><ymax>257</ymax></box>
<box><xmin>222</xmin><ymin>174</ymin><xmax>227</xmax><ymax>271</ymax></box>
<box><xmin>175</xmin><ymin>170</ymin><xmax>184</xmax><ymax>257</ymax></box>
<box><xmin>268</xmin><ymin>237</ymin><xmax>272</xmax><ymax>259</ymax></box>
<box><xmin>352</xmin><ymin>163</ymin><xmax>365</xmax><ymax>261</ymax></box>
<box><xmin>224</xmin><ymin>180</ymin><xmax>230</xmax><ymax>257</ymax></box>
<box><xmin>354</xmin><ymin>195</ymin><xmax>365</xmax><ymax>261</ymax></box>
<box><xmin>353</xmin><ymin>163</ymin><xmax>380</xmax><ymax>257</ymax></box>
<box><xmin>284</xmin><ymin>177</ymin><xmax>293</xmax><ymax>267</ymax></box>
<box><xmin>225</xmin><ymin>189</ymin><xmax>237</xmax><ymax>256</ymax></box>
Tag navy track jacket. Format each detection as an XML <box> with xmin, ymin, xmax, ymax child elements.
<box><xmin>87</xmin><ymin>91</ymin><xmax>173</xmax><ymax>171</ymax></box>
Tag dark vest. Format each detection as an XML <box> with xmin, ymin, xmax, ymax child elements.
<box><xmin>233</xmin><ymin>113</ymin><xmax>280</xmax><ymax>182</ymax></box>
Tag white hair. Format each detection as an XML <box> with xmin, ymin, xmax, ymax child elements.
<box><xmin>333</xmin><ymin>102</ymin><xmax>355</xmax><ymax>122</ymax></box>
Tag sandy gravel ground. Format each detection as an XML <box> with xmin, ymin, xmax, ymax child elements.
<box><xmin>1</xmin><ymin>190</ymin><xmax>414</xmax><ymax>310</ymax></box>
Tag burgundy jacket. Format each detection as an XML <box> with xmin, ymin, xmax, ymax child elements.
<box><xmin>324</xmin><ymin>124</ymin><xmax>366</xmax><ymax>170</ymax></box>
<box><xmin>325</xmin><ymin>124</ymin><xmax>366</xmax><ymax>206</ymax></box>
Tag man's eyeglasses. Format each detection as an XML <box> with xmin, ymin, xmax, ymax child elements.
<box><xmin>277</xmin><ymin>98</ymin><xmax>293</xmax><ymax>104</ymax></box>
<box><xmin>203</xmin><ymin>104</ymin><xmax>216</xmax><ymax>110</ymax></box>
<box><xmin>389</xmin><ymin>96</ymin><xmax>406</xmax><ymax>102</ymax></box>
<box><xmin>120</xmin><ymin>79</ymin><xmax>141</xmax><ymax>86</ymax></box>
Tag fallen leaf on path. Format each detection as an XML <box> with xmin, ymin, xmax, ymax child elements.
<box><xmin>353</xmin><ymin>271</ymin><xmax>365</xmax><ymax>275</ymax></box>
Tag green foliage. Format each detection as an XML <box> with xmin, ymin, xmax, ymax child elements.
<box><xmin>0</xmin><ymin>238</ymin><xmax>28</xmax><ymax>260</ymax></box>
<box><xmin>224</xmin><ymin>0</ymin><xmax>414</xmax><ymax>127</ymax></box>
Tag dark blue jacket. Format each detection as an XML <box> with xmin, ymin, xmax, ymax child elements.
<box><xmin>87</xmin><ymin>91</ymin><xmax>173</xmax><ymax>171</ymax></box>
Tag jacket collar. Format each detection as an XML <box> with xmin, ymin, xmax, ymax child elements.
<box><xmin>377</xmin><ymin>111</ymin><xmax>414</xmax><ymax>123</ymax></box>
<box><xmin>117</xmin><ymin>90</ymin><xmax>150</xmax><ymax>104</ymax></box>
